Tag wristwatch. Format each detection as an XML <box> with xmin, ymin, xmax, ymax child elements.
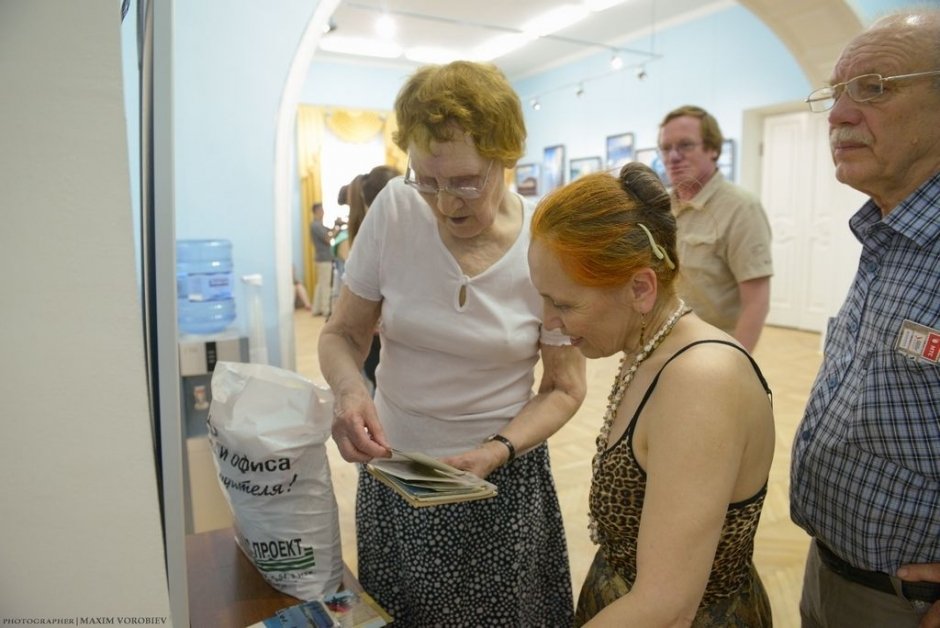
<box><xmin>485</xmin><ymin>433</ymin><xmax>516</xmax><ymax>463</ymax></box>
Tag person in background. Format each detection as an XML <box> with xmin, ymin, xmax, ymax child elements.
<box><xmin>309</xmin><ymin>201</ymin><xmax>334</xmax><ymax>317</ymax></box>
<box><xmin>337</xmin><ymin>181</ymin><xmax>352</xmax><ymax>208</ymax></box>
<box><xmin>658</xmin><ymin>105</ymin><xmax>773</xmax><ymax>352</ymax></box>
<box><xmin>293</xmin><ymin>265</ymin><xmax>312</xmax><ymax>311</ymax></box>
<box><xmin>790</xmin><ymin>9</ymin><xmax>940</xmax><ymax>627</ymax></box>
<box><xmin>346</xmin><ymin>165</ymin><xmax>402</xmax><ymax>391</ymax></box>
<box><xmin>318</xmin><ymin>60</ymin><xmax>586</xmax><ymax>626</ymax></box>
<box><xmin>334</xmin><ymin>182</ymin><xmax>358</xmax><ymax>308</ymax></box>
<box><xmin>350</xmin><ymin>165</ymin><xmax>401</xmax><ymax>242</ymax></box>
<box><xmin>529</xmin><ymin>163</ymin><xmax>775</xmax><ymax>627</ymax></box>
<box><xmin>330</xmin><ymin>216</ymin><xmax>349</xmax><ymax>310</ymax></box>
<box><xmin>344</xmin><ymin>174</ymin><xmax>363</xmax><ymax>243</ymax></box>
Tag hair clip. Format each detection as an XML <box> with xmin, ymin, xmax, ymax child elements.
<box><xmin>637</xmin><ymin>223</ymin><xmax>676</xmax><ymax>270</ymax></box>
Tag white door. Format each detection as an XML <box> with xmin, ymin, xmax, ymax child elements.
<box><xmin>760</xmin><ymin>110</ymin><xmax>865</xmax><ymax>332</ymax></box>
<box><xmin>761</xmin><ymin>112</ymin><xmax>809</xmax><ymax>329</ymax></box>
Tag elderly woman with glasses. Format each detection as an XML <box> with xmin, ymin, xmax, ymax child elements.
<box><xmin>318</xmin><ymin>60</ymin><xmax>587</xmax><ymax>626</ymax></box>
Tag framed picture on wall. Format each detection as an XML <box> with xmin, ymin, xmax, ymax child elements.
<box><xmin>542</xmin><ymin>144</ymin><xmax>566</xmax><ymax>193</ymax></box>
<box><xmin>515</xmin><ymin>163</ymin><xmax>540</xmax><ymax>197</ymax></box>
<box><xmin>605</xmin><ymin>132</ymin><xmax>635</xmax><ymax>171</ymax></box>
<box><xmin>719</xmin><ymin>138</ymin><xmax>735</xmax><ymax>181</ymax></box>
<box><xmin>634</xmin><ymin>147</ymin><xmax>670</xmax><ymax>186</ymax></box>
<box><xmin>569</xmin><ymin>156</ymin><xmax>602</xmax><ymax>181</ymax></box>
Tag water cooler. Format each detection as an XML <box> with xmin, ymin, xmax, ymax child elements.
<box><xmin>176</xmin><ymin>239</ymin><xmax>247</xmax><ymax>437</ymax></box>
<box><xmin>176</xmin><ymin>239</ymin><xmax>250</xmax><ymax>533</ymax></box>
<box><xmin>179</xmin><ymin>333</ymin><xmax>249</xmax><ymax>437</ymax></box>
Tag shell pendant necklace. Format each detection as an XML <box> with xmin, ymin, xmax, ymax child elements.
<box><xmin>588</xmin><ymin>298</ymin><xmax>691</xmax><ymax>544</ymax></box>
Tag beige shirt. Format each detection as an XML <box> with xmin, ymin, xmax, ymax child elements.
<box><xmin>672</xmin><ymin>171</ymin><xmax>773</xmax><ymax>334</ymax></box>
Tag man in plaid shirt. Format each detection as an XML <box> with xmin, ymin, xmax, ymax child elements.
<box><xmin>791</xmin><ymin>8</ymin><xmax>940</xmax><ymax>628</ymax></box>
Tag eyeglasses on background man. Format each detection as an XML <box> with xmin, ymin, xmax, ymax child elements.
<box><xmin>657</xmin><ymin>140</ymin><xmax>703</xmax><ymax>157</ymax></box>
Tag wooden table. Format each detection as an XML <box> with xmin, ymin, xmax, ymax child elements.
<box><xmin>186</xmin><ymin>527</ymin><xmax>359</xmax><ymax>628</ymax></box>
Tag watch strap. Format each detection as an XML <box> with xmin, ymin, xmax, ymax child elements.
<box><xmin>486</xmin><ymin>433</ymin><xmax>516</xmax><ymax>463</ymax></box>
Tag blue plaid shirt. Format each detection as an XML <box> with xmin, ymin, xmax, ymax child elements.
<box><xmin>791</xmin><ymin>172</ymin><xmax>940</xmax><ymax>572</ymax></box>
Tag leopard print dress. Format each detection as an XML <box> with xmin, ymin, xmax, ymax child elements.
<box><xmin>576</xmin><ymin>340</ymin><xmax>773</xmax><ymax>627</ymax></box>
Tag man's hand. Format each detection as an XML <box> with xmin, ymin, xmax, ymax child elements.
<box><xmin>897</xmin><ymin>563</ymin><xmax>940</xmax><ymax>627</ymax></box>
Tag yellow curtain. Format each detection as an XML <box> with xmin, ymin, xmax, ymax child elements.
<box><xmin>296</xmin><ymin>106</ymin><xmax>407</xmax><ymax>299</ymax></box>
<box><xmin>297</xmin><ymin>105</ymin><xmax>325</xmax><ymax>301</ymax></box>
<box><xmin>326</xmin><ymin>110</ymin><xmax>384</xmax><ymax>143</ymax></box>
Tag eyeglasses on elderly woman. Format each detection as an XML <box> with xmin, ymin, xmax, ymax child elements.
<box><xmin>404</xmin><ymin>159</ymin><xmax>495</xmax><ymax>200</ymax></box>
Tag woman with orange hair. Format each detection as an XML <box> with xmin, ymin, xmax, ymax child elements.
<box><xmin>529</xmin><ymin>162</ymin><xmax>774</xmax><ymax>627</ymax></box>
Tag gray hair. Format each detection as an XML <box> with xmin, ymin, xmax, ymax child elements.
<box><xmin>868</xmin><ymin>7</ymin><xmax>940</xmax><ymax>91</ymax></box>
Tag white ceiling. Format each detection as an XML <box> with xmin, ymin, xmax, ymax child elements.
<box><xmin>320</xmin><ymin>0</ymin><xmax>735</xmax><ymax>80</ymax></box>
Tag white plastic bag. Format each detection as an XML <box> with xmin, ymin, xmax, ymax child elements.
<box><xmin>207</xmin><ymin>361</ymin><xmax>343</xmax><ymax>600</ymax></box>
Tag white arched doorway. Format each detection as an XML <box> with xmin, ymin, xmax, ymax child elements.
<box><xmin>272</xmin><ymin>0</ymin><xmax>342</xmax><ymax>369</ymax></box>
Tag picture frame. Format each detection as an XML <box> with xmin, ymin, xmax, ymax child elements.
<box><xmin>569</xmin><ymin>156</ymin><xmax>602</xmax><ymax>181</ymax></box>
<box><xmin>514</xmin><ymin>163</ymin><xmax>540</xmax><ymax>197</ymax></box>
<box><xmin>542</xmin><ymin>144</ymin><xmax>566</xmax><ymax>193</ymax></box>
<box><xmin>719</xmin><ymin>138</ymin><xmax>735</xmax><ymax>182</ymax></box>
<box><xmin>605</xmin><ymin>132</ymin><xmax>635</xmax><ymax>171</ymax></box>
<box><xmin>634</xmin><ymin>147</ymin><xmax>670</xmax><ymax>186</ymax></box>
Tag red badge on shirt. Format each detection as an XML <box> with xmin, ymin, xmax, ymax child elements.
<box><xmin>896</xmin><ymin>319</ymin><xmax>940</xmax><ymax>364</ymax></box>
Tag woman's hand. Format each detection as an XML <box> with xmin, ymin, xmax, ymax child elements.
<box><xmin>443</xmin><ymin>440</ymin><xmax>508</xmax><ymax>479</ymax></box>
<box><xmin>331</xmin><ymin>388</ymin><xmax>391</xmax><ymax>463</ymax></box>
<box><xmin>440</xmin><ymin>342</ymin><xmax>587</xmax><ymax>480</ymax></box>
<box><xmin>319</xmin><ymin>287</ymin><xmax>387</xmax><ymax>462</ymax></box>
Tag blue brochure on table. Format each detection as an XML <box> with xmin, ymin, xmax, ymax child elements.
<box><xmin>259</xmin><ymin>599</ymin><xmax>337</xmax><ymax>628</ymax></box>
<box><xmin>253</xmin><ymin>590</ymin><xmax>391</xmax><ymax>628</ymax></box>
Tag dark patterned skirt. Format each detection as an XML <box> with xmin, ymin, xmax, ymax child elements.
<box><xmin>575</xmin><ymin>549</ymin><xmax>772</xmax><ymax>627</ymax></box>
<box><xmin>356</xmin><ymin>443</ymin><xmax>574</xmax><ymax>627</ymax></box>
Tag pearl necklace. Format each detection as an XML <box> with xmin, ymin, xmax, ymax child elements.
<box><xmin>588</xmin><ymin>299</ymin><xmax>691</xmax><ymax>544</ymax></box>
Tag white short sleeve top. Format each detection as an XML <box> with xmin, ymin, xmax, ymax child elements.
<box><xmin>343</xmin><ymin>178</ymin><xmax>545</xmax><ymax>457</ymax></box>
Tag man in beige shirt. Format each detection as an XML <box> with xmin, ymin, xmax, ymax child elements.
<box><xmin>659</xmin><ymin>105</ymin><xmax>773</xmax><ymax>351</ymax></box>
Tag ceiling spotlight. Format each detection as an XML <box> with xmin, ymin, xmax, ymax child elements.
<box><xmin>610</xmin><ymin>54</ymin><xmax>623</xmax><ymax>71</ymax></box>
<box><xmin>322</xmin><ymin>17</ymin><xmax>337</xmax><ymax>34</ymax></box>
<box><xmin>375</xmin><ymin>13</ymin><xmax>396</xmax><ymax>40</ymax></box>
<box><xmin>530</xmin><ymin>98</ymin><xmax>541</xmax><ymax>111</ymax></box>
<box><xmin>636</xmin><ymin>66</ymin><xmax>648</xmax><ymax>81</ymax></box>
<box><xmin>575</xmin><ymin>83</ymin><xmax>585</xmax><ymax>98</ymax></box>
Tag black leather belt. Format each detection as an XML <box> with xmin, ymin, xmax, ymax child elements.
<box><xmin>816</xmin><ymin>539</ymin><xmax>940</xmax><ymax>603</ymax></box>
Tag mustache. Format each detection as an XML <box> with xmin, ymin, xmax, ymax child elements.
<box><xmin>830</xmin><ymin>128</ymin><xmax>872</xmax><ymax>147</ymax></box>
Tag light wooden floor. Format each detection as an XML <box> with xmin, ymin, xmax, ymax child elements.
<box><xmin>189</xmin><ymin>309</ymin><xmax>822</xmax><ymax>627</ymax></box>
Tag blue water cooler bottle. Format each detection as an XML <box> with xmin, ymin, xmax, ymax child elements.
<box><xmin>176</xmin><ymin>239</ymin><xmax>237</xmax><ymax>335</ymax></box>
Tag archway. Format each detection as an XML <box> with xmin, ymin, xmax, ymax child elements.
<box><xmin>739</xmin><ymin>0</ymin><xmax>862</xmax><ymax>86</ymax></box>
<box><xmin>272</xmin><ymin>0</ymin><xmax>343</xmax><ymax>369</ymax></box>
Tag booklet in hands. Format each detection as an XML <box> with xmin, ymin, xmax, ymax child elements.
<box><xmin>366</xmin><ymin>450</ymin><xmax>497</xmax><ymax>507</ymax></box>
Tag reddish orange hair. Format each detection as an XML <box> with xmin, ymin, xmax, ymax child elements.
<box><xmin>530</xmin><ymin>164</ymin><xmax>679</xmax><ymax>290</ymax></box>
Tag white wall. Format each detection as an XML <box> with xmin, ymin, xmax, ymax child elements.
<box><xmin>0</xmin><ymin>0</ymin><xmax>170</xmax><ymax>619</ymax></box>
